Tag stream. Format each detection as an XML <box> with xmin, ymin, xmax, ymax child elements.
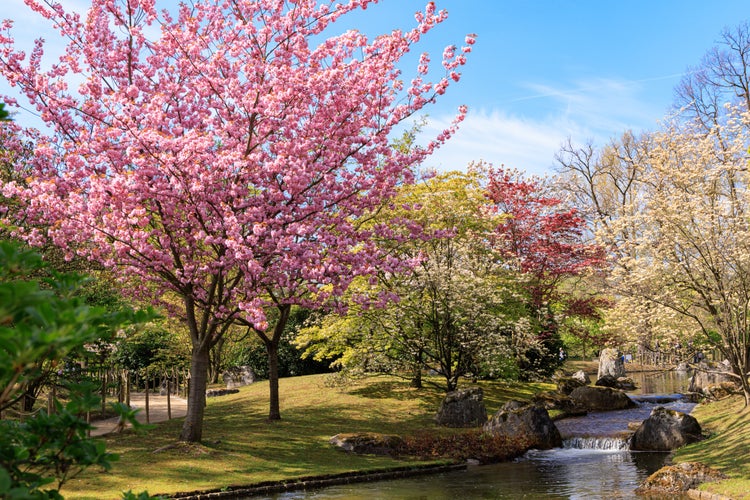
<box><xmin>266</xmin><ymin>370</ymin><xmax>694</xmax><ymax>500</ymax></box>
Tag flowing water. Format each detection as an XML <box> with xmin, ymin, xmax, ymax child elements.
<box><xmin>263</xmin><ymin>370</ymin><xmax>694</xmax><ymax>500</ymax></box>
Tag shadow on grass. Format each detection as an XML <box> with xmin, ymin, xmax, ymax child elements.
<box><xmin>676</xmin><ymin>397</ymin><xmax>750</xmax><ymax>482</ymax></box>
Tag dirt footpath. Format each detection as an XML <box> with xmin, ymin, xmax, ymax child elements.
<box><xmin>90</xmin><ymin>392</ymin><xmax>187</xmax><ymax>437</ymax></box>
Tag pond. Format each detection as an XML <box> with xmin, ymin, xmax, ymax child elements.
<box><xmin>263</xmin><ymin>369</ymin><xmax>694</xmax><ymax>500</ymax></box>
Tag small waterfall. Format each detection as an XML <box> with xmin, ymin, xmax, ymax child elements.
<box><xmin>563</xmin><ymin>436</ymin><xmax>629</xmax><ymax>451</ymax></box>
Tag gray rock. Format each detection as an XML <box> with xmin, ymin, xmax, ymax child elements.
<box><xmin>223</xmin><ymin>365</ymin><xmax>255</xmax><ymax>389</ymax></box>
<box><xmin>689</xmin><ymin>361</ymin><xmax>737</xmax><ymax>395</ymax></box>
<box><xmin>629</xmin><ymin>407</ymin><xmax>702</xmax><ymax>451</ymax></box>
<box><xmin>483</xmin><ymin>403</ymin><xmax>561</xmax><ymax>450</ymax></box>
<box><xmin>500</xmin><ymin>399</ymin><xmax>527</xmax><ymax>412</ymax></box>
<box><xmin>635</xmin><ymin>462</ymin><xmax>726</xmax><ymax>495</ymax></box>
<box><xmin>597</xmin><ymin>348</ymin><xmax>626</xmax><ymax>379</ymax></box>
<box><xmin>556</xmin><ymin>377</ymin><xmax>586</xmax><ymax>395</ymax></box>
<box><xmin>435</xmin><ymin>387</ymin><xmax>487</xmax><ymax>428</ymax></box>
<box><xmin>595</xmin><ymin>375</ymin><xmax>636</xmax><ymax>391</ymax></box>
<box><xmin>568</xmin><ymin>385</ymin><xmax>637</xmax><ymax>411</ymax></box>
<box><xmin>571</xmin><ymin>370</ymin><xmax>591</xmax><ymax>385</ymax></box>
<box><xmin>594</xmin><ymin>374</ymin><xmax>618</xmax><ymax>388</ymax></box>
<box><xmin>532</xmin><ymin>391</ymin><xmax>586</xmax><ymax>417</ymax></box>
<box><xmin>616</xmin><ymin>376</ymin><xmax>637</xmax><ymax>390</ymax></box>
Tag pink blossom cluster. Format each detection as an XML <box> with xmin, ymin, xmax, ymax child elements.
<box><xmin>0</xmin><ymin>0</ymin><xmax>472</xmax><ymax>331</ymax></box>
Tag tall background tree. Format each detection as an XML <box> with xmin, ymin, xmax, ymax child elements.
<box><xmin>0</xmin><ymin>0</ymin><xmax>473</xmax><ymax>441</ymax></box>
<box><xmin>609</xmin><ymin>110</ymin><xmax>750</xmax><ymax>403</ymax></box>
<box><xmin>485</xmin><ymin>167</ymin><xmax>605</xmax><ymax>376</ymax></box>
<box><xmin>556</xmin><ymin>21</ymin><xmax>750</xmax><ymax>388</ymax></box>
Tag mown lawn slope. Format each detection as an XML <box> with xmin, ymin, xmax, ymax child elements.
<box><xmin>65</xmin><ymin>374</ymin><xmax>552</xmax><ymax>499</ymax></box>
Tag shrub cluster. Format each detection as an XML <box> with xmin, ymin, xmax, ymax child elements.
<box><xmin>397</xmin><ymin>430</ymin><xmax>532</xmax><ymax>464</ymax></box>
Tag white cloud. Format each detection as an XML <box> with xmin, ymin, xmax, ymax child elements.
<box><xmin>421</xmin><ymin>109</ymin><xmax>571</xmax><ymax>176</ymax></box>
<box><xmin>422</xmin><ymin>75</ymin><xmax>675</xmax><ymax>177</ymax></box>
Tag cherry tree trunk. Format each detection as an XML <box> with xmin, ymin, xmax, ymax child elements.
<box><xmin>179</xmin><ymin>344</ymin><xmax>210</xmax><ymax>442</ymax></box>
<box><xmin>265</xmin><ymin>340</ymin><xmax>281</xmax><ymax>421</ymax></box>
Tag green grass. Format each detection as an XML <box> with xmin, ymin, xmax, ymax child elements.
<box><xmin>673</xmin><ymin>394</ymin><xmax>750</xmax><ymax>499</ymax></box>
<box><xmin>63</xmin><ymin>374</ymin><xmax>553</xmax><ymax>499</ymax></box>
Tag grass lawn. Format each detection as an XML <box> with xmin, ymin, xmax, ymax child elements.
<box><xmin>63</xmin><ymin>374</ymin><xmax>553</xmax><ymax>499</ymax></box>
<box><xmin>673</xmin><ymin>394</ymin><xmax>750</xmax><ymax>500</ymax></box>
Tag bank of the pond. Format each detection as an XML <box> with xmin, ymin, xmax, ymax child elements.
<box><xmin>63</xmin><ymin>373</ymin><xmax>553</xmax><ymax>499</ymax></box>
<box><xmin>166</xmin><ymin>463</ymin><xmax>467</xmax><ymax>500</ymax></box>
<box><xmin>674</xmin><ymin>394</ymin><xmax>750</xmax><ymax>500</ymax></box>
<box><xmin>65</xmin><ymin>365</ymin><xmax>747</xmax><ymax>500</ymax></box>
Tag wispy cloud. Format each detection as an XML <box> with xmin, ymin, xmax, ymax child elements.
<box><xmin>424</xmin><ymin>75</ymin><xmax>680</xmax><ymax>176</ymax></box>
<box><xmin>421</xmin><ymin>109</ymin><xmax>581</xmax><ymax>176</ymax></box>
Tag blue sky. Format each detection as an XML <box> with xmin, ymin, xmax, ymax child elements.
<box><xmin>2</xmin><ymin>0</ymin><xmax>749</xmax><ymax>176</ymax></box>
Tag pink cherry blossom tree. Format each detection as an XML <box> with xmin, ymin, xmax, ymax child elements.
<box><xmin>0</xmin><ymin>0</ymin><xmax>472</xmax><ymax>442</ymax></box>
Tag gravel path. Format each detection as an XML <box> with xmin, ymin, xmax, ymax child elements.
<box><xmin>90</xmin><ymin>392</ymin><xmax>187</xmax><ymax>437</ymax></box>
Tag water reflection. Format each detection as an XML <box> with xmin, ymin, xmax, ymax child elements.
<box><xmin>628</xmin><ymin>369</ymin><xmax>691</xmax><ymax>395</ymax></box>
<box><xmin>271</xmin><ymin>450</ymin><xmax>673</xmax><ymax>500</ymax></box>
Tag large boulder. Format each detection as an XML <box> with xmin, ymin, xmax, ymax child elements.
<box><xmin>556</xmin><ymin>376</ymin><xmax>586</xmax><ymax>395</ymax></box>
<box><xmin>435</xmin><ymin>387</ymin><xmax>487</xmax><ymax>428</ymax></box>
<box><xmin>596</xmin><ymin>375</ymin><xmax>637</xmax><ymax>391</ymax></box>
<box><xmin>483</xmin><ymin>401</ymin><xmax>562</xmax><ymax>450</ymax></box>
<box><xmin>568</xmin><ymin>386</ymin><xmax>636</xmax><ymax>411</ymax></box>
<box><xmin>532</xmin><ymin>391</ymin><xmax>586</xmax><ymax>418</ymax></box>
<box><xmin>594</xmin><ymin>374</ymin><xmax>618</xmax><ymax>388</ymax></box>
<box><xmin>223</xmin><ymin>365</ymin><xmax>255</xmax><ymax>389</ymax></box>
<box><xmin>597</xmin><ymin>348</ymin><xmax>626</xmax><ymax>379</ymax></box>
<box><xmin>629</xmin><ymin>407</ymin><xmax>702</xmax><ymax>451</ymax></box>
<box><xmin>635</xmin><ymin>462</ymin><xmax>726</xmax><ymax>496</ymax></box>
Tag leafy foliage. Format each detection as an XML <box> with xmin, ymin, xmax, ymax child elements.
<box><xmin>0</xmin><ymin>240</ymin><xmax>153</xmax><ymax>498</ymax></box>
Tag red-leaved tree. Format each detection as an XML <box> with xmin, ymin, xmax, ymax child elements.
<box><xmin>0</xmin><ymin>0</ymin><xmax>472</xmax><ymax>442</ymax></box>
<box><xmin>486</xmin><ymin>168</ymin><xmax>605</xmax><ymax>360</ymax></box>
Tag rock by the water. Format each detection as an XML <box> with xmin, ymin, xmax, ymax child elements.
<box><xmin>594</xmin><ymin>374</ymin><xmax>618</xmax><ymax>388</ymax></box>
<box><xmin>595</xmin><ymin>374</ymin><xmax>636</xmax><ymax>391</ymax></box>
<box><xmin>483</xmin><ymin>403</ymin><xmax>561</xmax><ymax>450</ymax></box>
<box><xmin>635</xmin><ymin>462</ymin><xmax>726</xmax><ymax>495</ymax></box>
<box><xmin>556</xmin><ymin>376</ymin><xmax>586</xmax><ymax>395</ymax></box>
<box><xmin>700</xmin><ymin>382</ymin><xmax>738</xmax><ymax>400</ymax></box>
<box><xmin>689</xmin><ymin>361</ymin><xmax>738</xmax><ymax>399</ymax></box>
<box><xmin>223</xmin><ymin>365</ymin><xmax>256</xmax><ymax>389</ymax></box>
<box><xmin>329</xmin><ymin>433</ymin><xmax>404</xmax><ymax>456</ymax></box>
<box><xmin>568</xmin><ymin>385</ymin><xmax>636</xmax><ymax>411</ymax></box>
<box><xmin>571</xmin><ymin>370</ymin><xmax>591</xmax><ymax>385</ymax></box>
<box><xmin>435</xmin><ymin>387</ymin><xmax>487</xmax><ymax>428</ymax></box>
<box><xmin>532</xmin><ymin>391</ymin><xmax>586</xmax><ymax>418</ymax></box>
<box><xmin>597</xmin><ymin>348</ymin><xmax>626</xmax><ymax>379</ymax></box>
<box><xmin>616</xmin><ymin>376</ymin><xmax>637</xmax><ymax>390</ymax></box>
<box><xmin>629</xmin><ymin>407</ymin><xmax>702</xmax><ymax>451</ymax></box>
